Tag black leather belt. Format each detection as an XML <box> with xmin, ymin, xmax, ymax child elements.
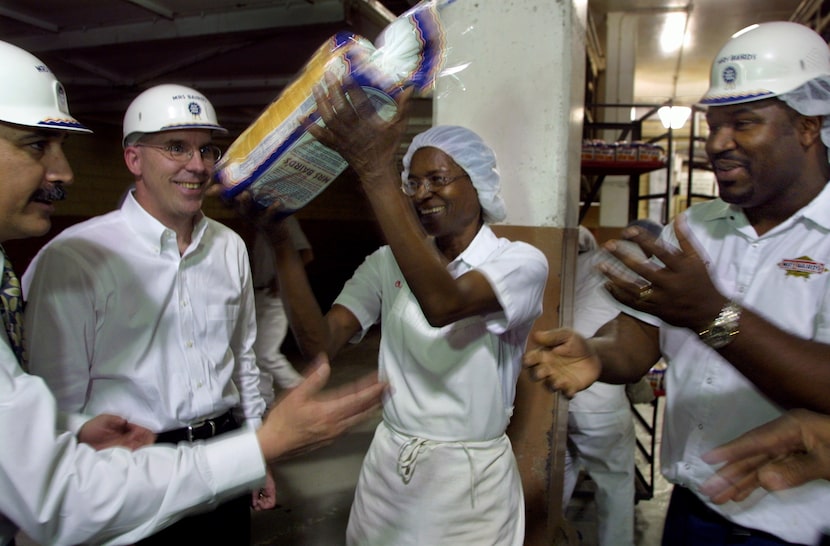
<box><xmin>155</xmin><ymin>410</ymin><xmax>239</xmax><ymax>444</ymax></box>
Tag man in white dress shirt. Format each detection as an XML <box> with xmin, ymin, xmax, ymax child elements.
<box><xmin>0</xmin><ymin>39</ymin><xmax>385</xmax><ymax>546</ymax></box>
<box><xmin>525</xmin><ymin>22</ymin><xmax>830</xmax><ymax>545</ymax></box>
<box><xmin>23</xmin><ymin>83</ymin><xmax>275</xmax><ymax>544</ymax></box>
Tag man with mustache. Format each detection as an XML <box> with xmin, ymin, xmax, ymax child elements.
<box><xmin>23</xmin><ymin>84</ymin><xmax>275</xmax><ymax>544</ymax></box>
<box><xmin>524</xmin><ymin>22</ymin><xmax>830</xmax><ymax>546</ymax></box>
<box><xmin>0</xmin><ymin>39</ymin><xmax>385</xmax><ymax>546</ymax></box>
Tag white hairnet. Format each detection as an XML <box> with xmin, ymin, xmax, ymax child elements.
<box><xmin>401</xmin><ymin>125</ymin><xmax>507</xmax><ymax>223</ymax></box>
<box><xmin>779</xmin><ymin>75</ymin><xmax>830</xmax><ymax>162</ymax></box>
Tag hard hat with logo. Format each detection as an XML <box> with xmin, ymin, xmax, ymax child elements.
<box><xmin>0</xmin><ymin>40</ymin><xmax>90</xmax><ymax>133</ymax></box>
<box><xmin>122</xmin><ymin>83</ymin><xmax>227</xmax><ymax>146</ymax></box>
<box><xmin>700</xmin><ymin>22</ymin><xmax>830</xmax><ymax>106</ymax></box>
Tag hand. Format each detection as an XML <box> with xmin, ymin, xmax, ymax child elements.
<box><xmin>256</xmin><ymin>353</ymin><xmax>386</xmax><ymax>462</ymax></box>
<box><xmin>522</xmin><ymin>328</ymin><xmax>601</xmax><ymax>398</ymax></box>
<box><xmin>306</xmin><ymin>72</ymin><xmax>414</xmax><ymax>185</ymax></box>
<box><xmin>700</xmin><ymin>409</ymin><xmax>830</xmax><ymax>504</ymax></box>
<box><xmin>600</xmin><ymin>215</ymin><xmax>726</xmax><ymax>332</ymax></box>
<box><xmin>78</xmin><ymin>414</ymin><xmax>156</xmax><ymax>450</ymax></box>
<box><xmin>205</xmin><ymin>183</ymin><xmax>293</xmax><ymax>244</ymax></box>
<box><xmin>251</xmin><ymin>467</ymin><xmax>277</xmax><ymax>511</ymax></box>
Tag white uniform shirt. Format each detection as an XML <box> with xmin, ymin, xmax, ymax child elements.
<box><xmin>22</xmin><ymin>192</ymin><xmax>264</xmax><ymax>432</ymax></box>
<box><xmin>251</xmin><ymin>216</ymin><xmax>310</xmax><ymax>290</ymax></box>
<box><xmin>334</xmin><ymin>225</ymin><xmax>547</xmax><ymax>441</ymax></box>
<box><xmin>570</xmin><ymin>250</ymin><xmax>627</xmax><ymax>411</ymax></box>
<box><xmin>632</xmin><ymin>186</ymin><xmax>830</xmax><ymax>544</ymax></box>
<box><xmin>0</xmin><ymin>302</ymin><xmax>265</xmax><ymax>546</ymax></box>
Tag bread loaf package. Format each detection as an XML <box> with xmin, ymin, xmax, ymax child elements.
<box><xmin>215</xmin><ymin>0</ymin><xmax>453</xmax><ymax>214</ymax></box>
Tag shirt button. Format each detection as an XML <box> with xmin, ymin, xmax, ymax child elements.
<box><xmin>181</xmin><ymin>301</ymin><xmax>188</xmax><ymax>308</ymax></box>
<box><xmin>706</xmin><ymin>377</ymin><xmax>713</xmax><ymax>384</ymax></box>
<box><xmin>697</xmin><ymin>424</ymin><xmax>704</xmax><ymax>430</ymax></box>
<box><xmin>186</xmin><ymin>340</ymin><xmax>193</xmax><ymax>348</ymax></box>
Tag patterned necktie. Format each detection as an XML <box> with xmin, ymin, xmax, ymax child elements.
<box><xmin>0</xmin><ymin>246</ymin><xmax>26</xmax><ymax>368</ymax></box>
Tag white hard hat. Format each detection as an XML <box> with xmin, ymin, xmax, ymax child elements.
<box><xmin>700</xmin><ymin>22</ymin><xmax>830</xmax><ymax>106</ymax></box>
<box><xmin>0</xmin><ymin>40</ymin><xmax>90</xmax><ymax>133</ymax></box>
<box><xmin>122</xmin><ymin>83</ymin><xmax>227</xmax><ymax>146</ymax></box>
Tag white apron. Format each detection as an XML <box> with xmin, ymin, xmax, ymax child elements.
<box><xmin>346</xmin><ymin>421</ymin><xmax>524</xmax><ymax>546</ymax></box>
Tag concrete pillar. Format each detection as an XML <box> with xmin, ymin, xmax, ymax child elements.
<box><xmin>434</xmin><ymin>1</ymin><xmax>586</xmax><ymax>543</ymax></box>
<box><xmin>599</xmin><ymin>11</ymin><xmax>638</xmax><ymax>228</ymax></box>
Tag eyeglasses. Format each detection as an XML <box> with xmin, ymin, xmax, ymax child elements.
<box><xmin>401</xmin><ymin>173</ymin><xmax>469</xmax><ymax>196</ymax></box>
<box><xmin>134</xmin><ymin>142</ymin><xmax>223</xmax><ymax>164</ymax></box>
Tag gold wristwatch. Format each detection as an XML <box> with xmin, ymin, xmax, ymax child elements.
<box><xmin>698</xmin><ymin>301</ymin><xmax>741</xmax><ymax>349</ymax></box>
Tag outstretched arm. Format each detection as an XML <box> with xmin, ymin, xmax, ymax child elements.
<box><xmin>523</xmin><ymin>313</ymin><xmax>660</xmax><ymax>397</ymax></box>
<box><xmin>602</xmin><ymin>216</ymin><xmax>830</xmax><ymax>413</ymax></box>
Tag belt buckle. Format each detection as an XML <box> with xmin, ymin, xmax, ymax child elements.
<box><xmin>186</xmin><ymin>419</ymin><xmax>217</xmax><ymax>442</ymax></box>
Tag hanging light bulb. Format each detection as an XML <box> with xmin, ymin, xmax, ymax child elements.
<box><xmin>658</xmin><ymin>105</ymin><xmax>692</xmax><ymax>129</ymax></box>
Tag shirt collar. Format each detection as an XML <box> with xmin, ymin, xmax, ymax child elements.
<box><xmin>121</xmin><ymin>190</ymin><xmax>208</xmax><ymax>254</ymax></box>
<box><xmin>698</xmin><ymin>182</ymin><xmax>830</xmax><ymax>231</ymax></box>
<box><xmin>448</xmin><ymin>224</ymin><xmax>496</xmax><ymax>272</ymax></box>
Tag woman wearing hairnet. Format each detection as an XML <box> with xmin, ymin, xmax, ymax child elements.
<box><xmin>262</xmin><ymin>77</ymin><xmax>548</xmax><ymax>545</ymax></box>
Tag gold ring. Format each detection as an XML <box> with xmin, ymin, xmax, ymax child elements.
<box><xmin>638</xmin><ymin>286</ymin><xmax>653</xmax><ymax>302</ymax></box>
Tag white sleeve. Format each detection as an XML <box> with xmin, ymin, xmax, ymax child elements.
<box><xmin>0</xmin><ymin>340</ymin><xmax>265</xmax><ymax>546</ymax></box>
<box><xmin>22</xmin><ymin>244</ymin><xmax>96</xmax><ymax>415</ymax></box>
<box><xmin>476</xmin><ymin>241</ymin><xmax>548</xmax><ymax>334</ymax></box>
<box><xmin>232</xmin><ymin>243</ymin><xmax>266</xmax><ymax>427</ymax></box>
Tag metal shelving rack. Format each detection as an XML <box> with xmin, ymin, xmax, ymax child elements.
<box><xmin>581</xmin><ymin>102</ymin><xmax>676</xmax><ymax>225</ymax></box>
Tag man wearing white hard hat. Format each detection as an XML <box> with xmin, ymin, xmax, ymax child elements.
<box><xmin>524</xmin><ymin>21</ymin><xmax>830</xmax><ymax>545</ymax></box>
<box><xmin>23</xmin><ymin>84</ymin><xmax>275</xmax><ymax>544</ymax></box>
<box><xmin>0</xmin><ymin>40</ymin><xmax>385</xmax><ymax>546</ymax></box>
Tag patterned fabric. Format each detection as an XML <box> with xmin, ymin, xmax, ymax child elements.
<box><xmin>0</xmin><ymin>246</ymin><xmax>25</xmax><ymax>368</ymax></box>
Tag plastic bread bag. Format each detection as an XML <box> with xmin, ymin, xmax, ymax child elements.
<box><xmin>215</xmin><ymin>0</ymin><xmax>465</xmax><ymax>215</ymax></box>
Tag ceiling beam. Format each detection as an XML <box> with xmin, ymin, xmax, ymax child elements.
<box><xmin>123</xmin><ymin>0</ymin><xmax>175</xmax><ymax>21</ymax></box>
<box><xmin>13</xmin><ymin>0</ymin><xmax>346</xmax><ymax>52</ymax></box>
<box><xmin>0</xmin><ymin>5</ymin><xmax>59</xmax><ymax>32</ymax></box>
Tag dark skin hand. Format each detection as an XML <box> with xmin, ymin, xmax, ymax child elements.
<box><xmin>596</xmin><ymin>214</ymin><xmax>830</xmax><ymax>412</ymax></box>
<box><xmin>525</xmin><ymin>214</ymin><xmax>830</xmax><ymax>412</ymax></box>
<box><xmin>598</xmin><ymin>214</ymin><xmax>727</xmax><ymax>332</ymax></box>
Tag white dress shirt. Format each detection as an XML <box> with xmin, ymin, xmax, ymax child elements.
<box><xmin>0</xmin><ymin>301</ymin><xmax>265</xmax><ymax>546</ymax></box>
<box><xmin>631</xmin><ymin>185</ymin><xmax>830</xmax><ymax>545</ymax></box>
<box><xmin>22</xmin><ymin>192</ymin><xmax>264</xmax><ymax>433</ymax></box>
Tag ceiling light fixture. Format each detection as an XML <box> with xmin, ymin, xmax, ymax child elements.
<box><xmin>660</xmin><ymin>11</ymin><xmax>689</xmax><ymax>54</ymax></box>
<box><xmin>658</xmin><ymin>105</ymin><xmax>692</xmax><ymax>129</ymax></box>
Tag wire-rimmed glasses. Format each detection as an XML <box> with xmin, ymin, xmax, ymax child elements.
<box><xmin>400</xmin><ymin>173</ymin><xmax>469</xmax><ymax>196</ymax></box>
<box><xmin>133</xmin><ymin>142</ymin><xmax>223</xmax><ymax>164</ymax></box>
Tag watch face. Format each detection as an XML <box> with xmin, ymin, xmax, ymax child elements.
<box><xmin>707</xmin><ymin>325</ymin><xmax>732</xmax><ymax>348</ymax></box>
<box><xmin>700</xmin><ymin>302</ymin><xmax>741</xmax><ymax>349</ymax></box>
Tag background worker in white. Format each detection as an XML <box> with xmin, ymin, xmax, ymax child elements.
<box><xmin>23</xmin><ymin>84</ymin><xmax>274</xmax><ymax>544</ymax></box>
<box><xmin>0</xmin><ymin>39</ymin><xmax>386</xmax><ymax>546</ymax></box>
<box><xmin>524</xmin><ymin>22</ymin><xmax>830</xmax><ymax>545</ymax></box>
<box><xmin>251</xmin><ymin>216</ymin><xmax>313</xmax><ymax>403</ymax></box>
<box><xmin>563</xmin><ymin>226</ymin><xmax>637</xmax><ymax>546</ymax></box>
<box><xmin>231</xmin><ymin>78</ymin><xmax>548</xmax><ymax>545</ymax></box>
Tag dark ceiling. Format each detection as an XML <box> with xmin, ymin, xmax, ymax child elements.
<box><xmin>2</xmin><ymin>0</ymin><xmax>825</xmax><ymax>145</ymax></box>
<box><xmin>0</xmin><ymin>0</ymin><xmax>417</xmax><ymax>138</ymax></box>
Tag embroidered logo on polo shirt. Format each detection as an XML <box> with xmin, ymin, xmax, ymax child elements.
<box><xmin>777</xmin><ymin>256</ymin><xmax>827</xmax><ymax>278</ymax></box>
